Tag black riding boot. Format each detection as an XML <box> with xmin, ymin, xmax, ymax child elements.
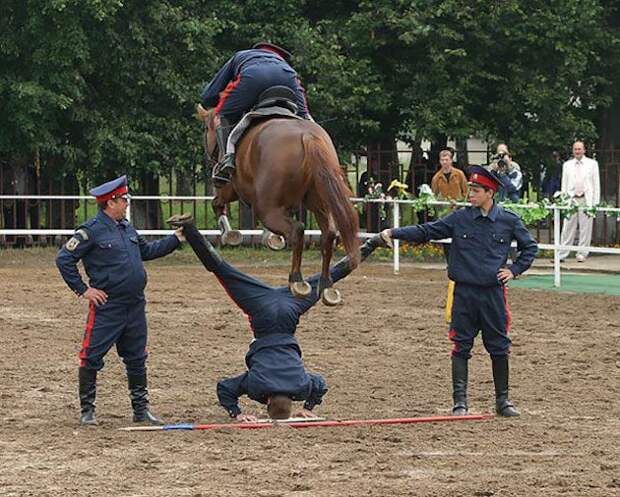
<box><xmin>212</xmin><ymin>117</ymin><xmax>236</xmax><ymax>186</ymax></box>
<box><xmin>128</xmin><ymin>372</ymin><xmax>165</xmax><ymax>425</ymax></box>
<box><xmin>167</xmin><ymin>215</ymin><xmax>222</xmax><ymax>271</ymax></box>
<box><xmin>451</xmin><ymin>356</ymin><xmax>469</xmax><ymax>416</ymax></box>
<box><xmin>492</xmin><ymin>356</ymin><xmax>520</xmax><ymax>417</ymax></box>
<box><xmin>78</xmin><ymin>367</ymin><xmax>97</xmax><ymax>425</ymax></box>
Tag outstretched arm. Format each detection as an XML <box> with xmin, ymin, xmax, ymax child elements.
<box><xmin>381</xmin><ymin>211</ymin><xmax>458</xmax><ymax>247</ymax></box>
<box><xmin>138</xmin><ymin>233</ymin><xmax>181</xmax><ymax>261</ymax></box>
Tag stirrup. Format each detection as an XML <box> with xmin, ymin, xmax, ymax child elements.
<box><xmin>212</xmin><ymin>159</ymin><xmax>235</xmax><ymax>186</ymax></box>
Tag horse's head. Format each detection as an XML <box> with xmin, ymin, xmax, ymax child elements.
<box><xmin>197</xmin><ymin>104</ymin><xmax>218</xmax><ymax>169</ymax></box>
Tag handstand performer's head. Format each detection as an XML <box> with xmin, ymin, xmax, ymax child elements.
<box><xmin>267</xmin><ymin>395</ymin><xmax>293</xmax><ymax>420</ymax></box>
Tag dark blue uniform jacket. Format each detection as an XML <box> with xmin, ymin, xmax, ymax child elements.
<box><xmin>215</xmin><ymin>262</ymin><xmax>346</xmax><ymax>416</ymax></box>
<box><xmin>217</xmin><ymin>334</ymin><xmax>327</xmax><ymax>417</ymax></box>
<box><xmin>56</xmin><ymin>210</ymin><xmax>180</xmax><ymax>301</ymax></box>
<box><xmin>392</xmin><ymin>205</ymin><xmax>537</xmax><ymax>286</ymax></box>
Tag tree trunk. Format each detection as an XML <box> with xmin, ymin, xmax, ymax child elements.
<box><xmin>132</xmin><ymin>171</ymin><xmax>161</xmax><ymax>230</ymax></box>
<box><xmin>455</xmin><ymin>137</ymin><xmax>469</xmax><ymax>170</ymax></box>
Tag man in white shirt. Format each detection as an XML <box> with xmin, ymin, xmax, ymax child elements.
<box><xmin>558</xmin><ymin>141</ymin><xmax>600</xmax><ymax>262</ymax></box>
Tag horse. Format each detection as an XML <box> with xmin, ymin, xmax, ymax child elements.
<box><xmin>197</xmin><ymin>104</ymin><xmax>360</xmax><ymax>306</ymax></box>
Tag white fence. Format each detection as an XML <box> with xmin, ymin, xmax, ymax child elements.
<box><xmin>1</xmin><ymin>195</ymin><xmax>620</xmax><ymax>287</ymax></box>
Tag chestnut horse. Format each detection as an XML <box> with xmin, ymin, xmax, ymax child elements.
<box><xmin>197</xmin><ymin>105</ymin><xmax>359</xmax><ymax>305</ymax></box>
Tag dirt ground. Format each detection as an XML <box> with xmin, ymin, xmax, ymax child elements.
<box><xmin>1</xmin><ymin>249</ymin><xmax>619</xmax><ymax>497</ymax></box>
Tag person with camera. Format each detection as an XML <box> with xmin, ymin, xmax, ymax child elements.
<box><xmin>490</xmin><ymin>144</ymin><xmax>522</xmax><ymax>202</ymax></box>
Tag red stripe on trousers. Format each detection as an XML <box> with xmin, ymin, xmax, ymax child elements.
<box><xmin>79</xmin><ymin>302</ymin><xmax>96</xmax><ymax>366</ymax></box>
<box><xmin>448</xmin><ymin>328</ymin><xmax>459</xmax><ymax>356</ymax></box>
<box><xmin>214</xmin><ymin>273</ymin><xmax>255</xmax><ymax>335</ymax></box>
<box><xmin>214</xmin><ymin>74</ymin><xmax>242</xmax><ymax>114</ymax></box>
<box><xmin>502</xmin><ymin>285</ymin><xmax>512</xmax><ymax>334</ymax></box>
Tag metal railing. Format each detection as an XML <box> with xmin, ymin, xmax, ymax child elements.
<box><xmin>1</xmin><ymin>195</ymin><xmax>620</xmax><ymax>287</ymax></box>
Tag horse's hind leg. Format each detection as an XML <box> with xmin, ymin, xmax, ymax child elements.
<box><xmin>262</xmin><ymin>207</ymin><xmax>310</xmax><ymax>298</ymax></box>
<box><xmin>315</xmin><ymin>210</ymin><xmax>341</xmax><ymax>306</ymax></box>
<box><xmin>212</xmin><ymin>185</ymin><xmax>242</xmax><ymax>246</ymax></box>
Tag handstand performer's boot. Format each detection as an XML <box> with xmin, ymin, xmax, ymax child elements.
<box><xmin>167</xmin><ymin>214</ymin><xmax>222</xmax><ymax>271</ymax></box>
<box><xmin>451</xmin><ymin>355</ymin><xmax>469</xmax><ymax>416</ymax></box>
<box><xmin>492</xmin><ymin>355</ymin><xmax>520</xmax><ymax>417</ymax></box>
<box><xmin>128</xmin><ymin>372</ymin><xmax>165</xmax><ymax>425</ymax></box>
<box><xmin>212</xmin><ymin>116</ymin><xmax>236</xmax><ymax>187</ymax></box>
<box><xmin>79</xmin><ymin>367</ymin><xmax>98</xmax><ymax>426</ymax></box>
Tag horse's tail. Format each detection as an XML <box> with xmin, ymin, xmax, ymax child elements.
<box><xmin>302</xmin><ymin>133</ymin><xmax>360</xmax><ymax>268</ymax></box>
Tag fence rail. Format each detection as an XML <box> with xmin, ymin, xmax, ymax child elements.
<box><xmin>1</xmin><ymin>195</ymin><xmax>619</xmax><ymax>288</ymax></box>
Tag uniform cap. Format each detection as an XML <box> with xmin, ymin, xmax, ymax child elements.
<box><xmin>467</xmin><ymin>165</ymin><xmax>501</xmax><ymax>192</ymax></box>
<box><xmin>252</xmin><ymin>42</ymin><xmax>292</xmax><ymax>62</ymax></box>
<box><xmin>89</xmin><ymin>175</ymin><xmax>129</xmax><ymax>202</ymax></box>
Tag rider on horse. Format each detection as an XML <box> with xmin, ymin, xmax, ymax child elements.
<box><xmin>200</xmin><ymin>42</ymin><xmax>311</xmax><ymax>186</ymax></box>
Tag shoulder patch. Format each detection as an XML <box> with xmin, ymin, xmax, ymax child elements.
<box><xmin>76</xmin><ymin>229</ymin><xmax>89</xmax><ymax>241</ymax></box>
<box><xmin>65</xmin><ymin>237</ymin><xmax>81</xmax><ymax>251</ymax></box>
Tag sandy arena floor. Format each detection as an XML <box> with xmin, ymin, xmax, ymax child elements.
<box><xmin>1</xmin><ymin>251</ymin><xmax>619</xmax><ymax>497</ymax></box>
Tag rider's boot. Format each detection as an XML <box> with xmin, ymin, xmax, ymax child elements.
<box><xmin>212</xmin><ymin>116</ymin><xmax>236</xmax><ymax>187</ymax></box>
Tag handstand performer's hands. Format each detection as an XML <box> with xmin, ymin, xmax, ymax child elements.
<box><xmin>380</xmin><ymin>229</ymin><xmax>394</xmax><ymax>248</ymax></box>
<box><xmin>236</xmin><ymin>413</ymin><xmax>258</xmax><ymax>423</ymax></box>
<box><xmin>293</xmin><ymin>409</ymin><xmax>315</xmax><ymax>419</ymax></box>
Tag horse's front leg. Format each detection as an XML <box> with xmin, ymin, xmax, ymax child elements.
<box><xmin>262</xmin><ymin>207</ymin><xmax>310</xmax><ymax>298</ymax></box>
<box><xmin>288</xmin><ymin>218</ymin><xmax>311</xmax><ymax>297</ymax></box>
<box><xmin>316</xmin><ymin>212</ymin><xmax>341</xmax><ymax>306</ymax></box>
<box><xmin>213</xmin><ymin>185</ymin><xmax>242</xmax><ymax>246</ymax></box>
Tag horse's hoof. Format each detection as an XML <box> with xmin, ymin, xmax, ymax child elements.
<box><xmin>265</xmin><ymin>233</ymin><xmax>286</xmax><ymax>251</ymax></box>
<box><xmin>166</xmin><ymin>213</ymin><xmax>193</xmax><ymax>227</ymax></box>
<box><xmin>221</xmin><ymin>230</ymin><xmax>243</xmax><ymax>246</ymax></box>
<box><xmin>290</xmin><ymin>281</ymin><xmax>312</xmax><ymax>298</ymax></box>
<box><xmin>321</xmin><ymin>287</ymin><xmax>341</xmax><ymax>306</ymax></box>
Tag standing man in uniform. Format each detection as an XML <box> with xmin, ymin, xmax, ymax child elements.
<box><xmin>167</xmin><ymin>214</ymin><xmax>385</xmax><ymax>421</ymax></box>
<box><xmin>56</xmin><ymin>176</ymin><xmax>184</xmax><ymax>426</ymax></box>
<box><xmin>557</xmin><ymin>141</ymin><xmax>600</xmax><ymax>262</ymax></box>
<box><xmin>380</xmin><ymin>166</ymin><xmax>537</xmax><ymax>417</ymax></box>
<box><xmin>201</xmin><ymin>42</ymin><xmax>311</xmax><ymax>185</ymax></box>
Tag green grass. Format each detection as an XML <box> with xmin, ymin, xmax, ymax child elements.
<box><xmin>511</xmin><ymin>274</ymin><xmax>620</xmax><ymax>296</ymax></box>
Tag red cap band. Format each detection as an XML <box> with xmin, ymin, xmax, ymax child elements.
<box><xmin>96</xmin><ymin>185</ymin><xmax>128</xmax><ymax>203</ymax></box>
<box><xmin>468</xmin><ymin>173</ymin><xmax>498</xmax><ymax>192</ymax></box>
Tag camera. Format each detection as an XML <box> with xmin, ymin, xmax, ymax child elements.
<box><xmin>491</xmin><ymin>152</ymin><xmax>509</xmax><ymax>172</ymax></box>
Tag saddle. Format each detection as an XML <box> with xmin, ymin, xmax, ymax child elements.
<box><xmin>253</xmin><ymin>86</ymin><xmax>299</xmax><ymax>114</ymax></box>
<box><xmin>225</xmin><ymin>86</ymin><xmax>303</xmax><ymax>155</ymax></box>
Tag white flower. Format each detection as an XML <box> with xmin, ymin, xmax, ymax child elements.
<box><xmin>418</xmin><ymin>184</ymin><xmax>433</xmax><ymax>196</ymax></box>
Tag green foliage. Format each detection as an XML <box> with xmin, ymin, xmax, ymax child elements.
<box><xmin>1</xmin><ymin>0</ymin><xmax>619</xmax><ymax>188</ymax></box>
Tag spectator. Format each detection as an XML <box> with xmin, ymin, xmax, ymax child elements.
<box><xmin>541</xmin><ymin>151</ymin><xmax>562</xmax><ymax>199</ymax></box>
<box><xmin>558</xmin><ymin>141</ymin><xmax>600</xmax><ymax>262</ymax></box>
<box><xmin>431</xmin><ymin>149</ymin><xmax>468</xmax><ymax>260</ymax></box>
<box><xmin>490</xmin><ymin>143</ymin><xmax>522</xmax><ymax>202</ymax></box>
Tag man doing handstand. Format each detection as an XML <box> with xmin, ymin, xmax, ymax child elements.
<box><xmin>168</xmin><ymin>215</ymin><xmax>384</xmax><ymax>422</ymax></box>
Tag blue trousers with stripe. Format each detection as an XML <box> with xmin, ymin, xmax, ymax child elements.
<box><xmin>449</xmin><ymin>283</ymin><xmax>511</xmax><ymax>359</ymax></box>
